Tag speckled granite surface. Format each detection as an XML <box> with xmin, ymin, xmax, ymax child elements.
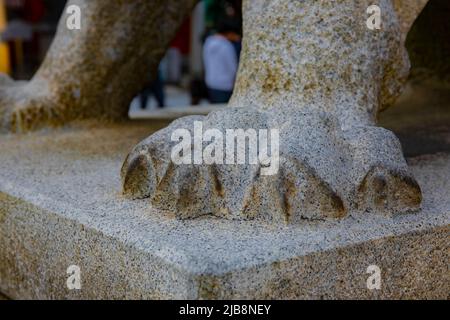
<box><xmin>0</xmin><ymin>85</ymin><xmax>449</xmax><ymax>299</ymax></box>
<box><xmin>121</xmin><ymin>0</ymin><xmax>432</xmax><ymax>224</ymax></box>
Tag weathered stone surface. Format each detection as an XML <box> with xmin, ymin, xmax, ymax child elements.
<box><xmin>0</xmin><ymin>0</ymin><xmax>196</xmax><ymax>132</ymax></box>
<box><xmin>122</xmin><ymin>0</ymin><xmax>433</xmax><ymax>223</ymax></box>
<box><xmin>392</xmin><ymin>0</ymin><xmax>429</xmax><ymax>35</ymax></box>
<box><xmin>0</xmin><ymin>85</ymin><xmax>449</xmax><ymax>299</ymax></box>
<box><xmin>0</xmin><ymin>0</ymin><xmax>445</xmax><ymax>223</ymax></box>
<box><xmin>0</xmin><ymin>0</ymin><xmax>447</xmax><ymax>300</ymax></box>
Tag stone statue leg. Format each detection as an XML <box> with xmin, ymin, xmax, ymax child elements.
<box><xmin>122</xmin><ymin>0</ymin><xmax>430</xmax><ymax>223</ymax></box>
<box><xmin>0</xmin><ymin>0</ymin><xmax>197</xmax><ymax>132</ymax></box>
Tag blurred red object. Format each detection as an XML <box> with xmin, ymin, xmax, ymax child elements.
<box><xmin>171</xmin><ymin>18</ymin><xmax>191</xmax><ymax>55</ymax></box>
<box><xmin>24</xmin><ymin>0</ymin><xmax>45</xmax><ymax>23</ymax></box>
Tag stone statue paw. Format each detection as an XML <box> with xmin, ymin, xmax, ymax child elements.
<box><xmin>0</xmin><ymin>75</ymin><xmax>55</xmax><ymax>133</ymax></box>
<box><xmin>121</xmin><ymin>107</ymin><xmax>421</xmax><ymax>224</ymax></box>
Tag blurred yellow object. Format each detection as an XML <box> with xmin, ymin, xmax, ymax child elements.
<box><xmin>0</xmin><ymin>0</ymin><xmax>10</xmax><ymax>75</ymax></box>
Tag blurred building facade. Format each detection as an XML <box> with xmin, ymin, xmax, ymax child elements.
<box><xmin>0</xmin><ymin>0</ymin><xmax>66</xmax><ymax>78</ymax></box>
<box><xmin>0</xmin><ymin>0</ymin><xmax>242</xmax><ymax>84</ymax></box>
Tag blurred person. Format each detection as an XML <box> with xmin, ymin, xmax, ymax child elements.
<box><xmin>205</xmin><ymin>0</ymin><xmax>242</xmax><ymax>31</ymax></box>
<box><xmin>203</xmin><ymin>19</ymin><xmax>240</xmax><ymax>104</ymax></box>
<box><xmin>190</xmin><ymin>77</ymin><xmax>208</xmax><ymax>106</ymax></box>
<box><xmin>166</xmin><ymin>18</ymin><xmax>191</xmax><ymax>85</ymax></box>
<box><xmin>140</xmin><ymin>68</ymin><xmax>165</xmax><ymax>109</ymax></box>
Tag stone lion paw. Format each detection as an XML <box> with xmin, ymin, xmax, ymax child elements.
<box><xmin>121</xmin><ymin>107</ymin><xmax>421</xmax><ymax>224</ymax></box>
<box><xmin>0</xmin><ymin>76</ymin><xmax>55</xmax><ymax>133</ymax></box>
<box><xmin>343</xmin><ymin>126</ymin><xmax>422</xmax><ymax>214</ymax></box>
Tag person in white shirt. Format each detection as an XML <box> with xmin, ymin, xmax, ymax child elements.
<box><xmin>203</xmin><ymin>21</ymin><xmax>240</xmax><ymax>103</ymax></box>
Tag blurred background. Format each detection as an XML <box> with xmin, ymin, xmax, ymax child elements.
<box><xmin>0</xmin><ymin>0</ymin><xmax>242</xmax><ymax>113</ymax></box>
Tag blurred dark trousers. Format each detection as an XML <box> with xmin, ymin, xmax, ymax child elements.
<box><xmin>140</xmin><ymin>81</ymin><xmax>165</xmax><ymax>109</ymax></box>
<box><xmin>208</xmin><ymin>88</ymin><xmax>232</xmax><ymax>104</ymax></box>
